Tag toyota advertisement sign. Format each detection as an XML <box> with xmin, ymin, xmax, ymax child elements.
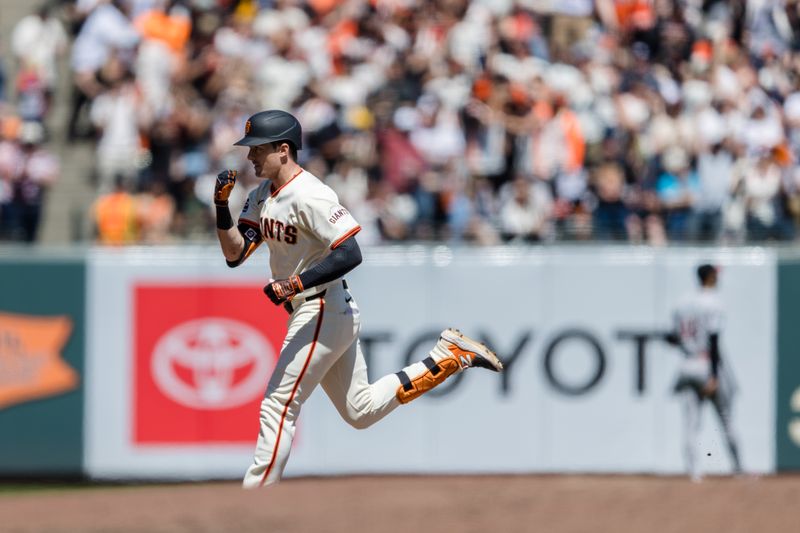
<box><xmin>134</xmin><ymin>285</ymin><xmax>281</xmax><ymax>444</ymax></box>
<box><xmin>86</xmin><ymin>250</ymin><xmax>289</xmax><ymax>479</ymax></box>
<box><xmin>84</xmin><ymin>246</ymin><xmax>777</xmax><ymax>479</ymax></box>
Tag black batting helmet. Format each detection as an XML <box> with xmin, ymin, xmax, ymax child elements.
<box><xmin>697</xmin><ymin>263</ymin><xmax>718</xmax><ymax>284</ymax></box>
<box><xmin>234</xmin><ymin>110</ymin><xmax>303</xmax><ymax>149</ymax></box>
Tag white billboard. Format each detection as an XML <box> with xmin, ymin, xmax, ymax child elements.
<box><xmin>85</xmin><ymin>246</ymin><xmax>776</xmax><ymax>479</ymax></box>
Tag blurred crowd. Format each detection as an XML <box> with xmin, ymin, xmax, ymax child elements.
<box><xmin>2</xmin><ymin>0</ymin><xmax>800</xmax><ymax>245</ymax></box>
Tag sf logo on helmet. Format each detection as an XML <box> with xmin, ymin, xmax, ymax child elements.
<box><xmin>245</xmin><ymin>120</ymin><xmax>251</xmax><ymax>135</ymax></box>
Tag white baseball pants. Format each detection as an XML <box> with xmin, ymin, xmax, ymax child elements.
<box><xmin>243</xmin><ymin>281</ymin><xmax>449</xmax><ymax>488</ymax></box>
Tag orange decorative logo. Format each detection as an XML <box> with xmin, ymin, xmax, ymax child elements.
<box><xmin>0</xmin><ymin>313</ymin><xmax>79</xmax><ymax>410</ymax></box>
<box><xmin>245</xmin><ymin>120</ymin><xmax>251</xmax><ymax>135</ymax></box>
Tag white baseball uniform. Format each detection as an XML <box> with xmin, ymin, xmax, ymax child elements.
<box><xmin>672</xmin><ymin>287</ymin><xmax>741</xmax><ymax>479</ymax></box>
<box><xmin>237</xmin><ymin>168</ymin><xmax>458</xmax><ymax>488</ymax></box>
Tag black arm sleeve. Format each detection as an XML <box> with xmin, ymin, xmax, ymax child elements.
<box><xmin>709</xmin><ymin>333</ymin><xmax>720</xmax><ymax>378</ymax></box>
<box><xmin>299</xmin><ymin>236</ymin><xmax>362</xmax><ymax>289</ymax></box>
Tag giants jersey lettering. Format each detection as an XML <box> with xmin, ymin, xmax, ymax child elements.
<box><xmin>261</xmin><ymin>217</ymin><xmax>298</xmax><ymax>244</ymax></box>
<box><xmin>238</xmin><ymin>169</ymin><xmax>361</xmax><ymax>287</ymax></box>
<box><xmin>673</xmin><ymin>289</ymin><xmax>724</xmax><ymax>358</ymax></box>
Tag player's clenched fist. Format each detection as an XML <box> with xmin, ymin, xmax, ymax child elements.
<box><xmin>214</xmin><ymin>170</ymin><xmax>237</xmax><ymax>206</ymax></box>
<box><xmin>264</xmin><ymin>275</ymin><xmax>304</xmax><ymax>305</ymax></box>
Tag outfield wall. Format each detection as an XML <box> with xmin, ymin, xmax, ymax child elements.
<box><xmin>83</xmin><ymin>246</ymin><xmax>776</xmax><ymax>479</ymax></box>
<box><xmin>1</xmin><ymin>245</ymin><xmax>796</xmax><ymax>479</ymax></box>
<box><xmin>0</xmin><ymin>254</ymin><xmax>85</xmax><ymax>476</ymax></box>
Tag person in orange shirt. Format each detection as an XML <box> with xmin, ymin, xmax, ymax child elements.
<box><xmin>93</xmin><ymin>175</ymin><xmax>140</xmax><ymax>245</ymax></box>
<box><xmin>134</xmin><ymin>2</ymin><xmax>191</xmax><ymax>55</ymax></box>
<box><xmin>596</xmin><ymin>0</ymin><xmax>655</xmax><ymax>34</ymax></box>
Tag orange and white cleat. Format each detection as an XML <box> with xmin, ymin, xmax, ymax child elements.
<box><xmin>438</xmin><ymin>328</ymin><xmax>504</xmax><ymax>372</ymax></box>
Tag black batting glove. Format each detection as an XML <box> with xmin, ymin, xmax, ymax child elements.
<box><xmin>214</xmin><ymin>170</ymin><xmax>237</xmax><ymax>206</ymax></box>
<box><xmin>264</xmin><ymin>276</ymin><xmax>304</xmax><ymax>305</ymax></box>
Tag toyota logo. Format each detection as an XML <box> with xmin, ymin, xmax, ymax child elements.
<box><xmin>151</xmin><ymin>318</ymin><xmax>273</xmax><ymax>409</ymax></box>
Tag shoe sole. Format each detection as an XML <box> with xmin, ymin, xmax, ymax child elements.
<box><xmin>441</xmin><ymin>328</ymin><xmax>504</xmax><ymax>372</ymax></box>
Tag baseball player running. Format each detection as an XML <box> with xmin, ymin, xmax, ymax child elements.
<box><xmin>214</xmin><ymin>110</ymin><xmax>504</xmax><ymax>489</ymax></box>
<box><xmin>667</xmin><ymin>264</ymin><xmax>742</xmax><ymax>482</ymax></box>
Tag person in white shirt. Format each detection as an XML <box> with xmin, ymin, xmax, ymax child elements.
<box><xmin>0</xmin><ymin>121</ymin><xmax>59</xmax><ymax>242</ymax></box>
<box><xmin>498</xmin><ymin>175</ymin><xmax>553</xmax><ymax>242</ymax></box>
<box><xmin>693</xmin><ymin>141</ymin><xmax>735</xmax><ymax>241</ymax></box>
<box><xmin>89</xmin><ymin>64</ymin><xmax>145</xmax><ymax>191</ymax></box>
<box><xmin>68</xmin><ymin>0</ymin><xmax>140</xmax><ymax>139</ymax></box>
<box><xmin>667</xmin><ymin>264</ymin><xmax>742</xmax><ymax>481</ymax></box>
<box><xmin>11</xmin><ymin>4</ymin><xmax>68</xmax><ymax>97</ymax></box>
<box><xmin>213</xmin><ymin>110</ymin><xmax>504</xmax><ymax>488</ymax></box>
<box><xmin>741</xmin><ymin>149</ymin><xmax>783</xmax><ymax>240</ymax></box>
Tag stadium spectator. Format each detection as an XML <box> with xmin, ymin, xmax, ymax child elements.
<box><xmin>92</xmin><ymin>174</ymin><xmax>140</xmax><ymax>245</ymax></box>
<box><xmin>693</xmin><ymin>140</ymin><xmax>736</xmax><ymax>241</ymax></box>
<box><xmin>89</xmin><ymin>58</ymin><xmax>146</xmax><ymax>192</ymax></box>
<box><xmin>498</xmin><ymin>175</ymin><xmax>553</xmax><ymax>242</ymax></box>
<box><xmin>68</xmin><ymin>0</ymin><xmax>140</xmax><ymax>140</ymax></box>
<box><xmin>657</xmin><ymin>146</ymin><xmax>698</xmax><ymax>241</ymax></box>
<box><xmin>133</xmin><ymin>0</ymin><xmax>193</xmax><ymax>119</ymax></box>
<box><xmin>1</xmin><ymin>0</ymin><xmax>797</xmax><ymax>246</ymax></box>
<box><xmin>740</xmin><ymin>146</ymin><xmax>785</xmax><ymax>240</ymax></box>
<box><xmin>10</xmin><ymin>2</ymin><xmax>68</xmax><ymax>124</ymax></box>
<box><xmin>0</xmin><ymin>121</ymin><xmax>59</xmax><ymax>242</ymax></box>
<box><xmin>0</xmin><ymin>114</ymin><xmax>21</xmax><ymax>239</ymax></box>
<box><xmin>378</xmin><ymin>104</ymin><xmax>427</xmax><ymax>195</ymax></box>
<box><xmin>547</xmin><ymin>0</ymin><xmax>595</xmax><ymax>62</ymax></box>
<box><xmin>592</xmin><ymin>162</ymin><xmax>629</xmax><ymax>240</ymax></box>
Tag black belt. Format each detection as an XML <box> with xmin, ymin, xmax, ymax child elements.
<box><xmin>283</xmin><ymin>279</ymin><xmax>348</xmax><ymax>314</ymax></box>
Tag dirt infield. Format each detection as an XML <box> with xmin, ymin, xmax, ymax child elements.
<box><xmin>1</xmin><ymin>474</ymin><xmax>797</xmax><ymax>533</ymax></box>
